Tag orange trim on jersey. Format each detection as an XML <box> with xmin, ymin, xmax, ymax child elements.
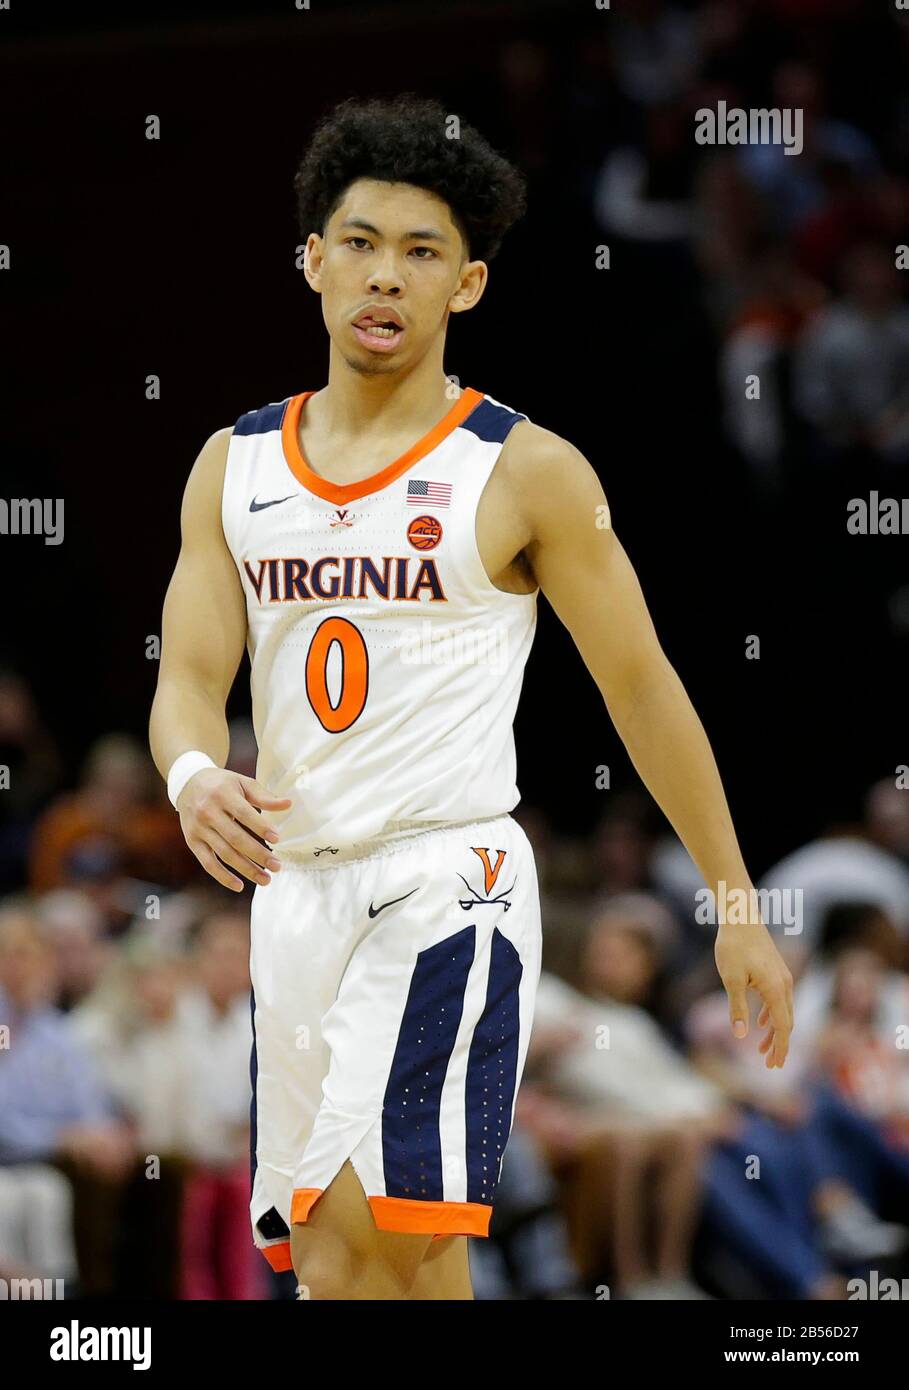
<box><xmin>368</xmin><ymin>1195</ymin><xmax>492</xmax><ymax>1238</ymax></box>
<box><xmin>281</xmin><ymin>387</ymin><xmax>485</xmax><ymax>505</ymax></box>
<box><xmin>259</xmin><ymin>1239</ymin><xmax>294</xmax><ymax>1272</ymax></box>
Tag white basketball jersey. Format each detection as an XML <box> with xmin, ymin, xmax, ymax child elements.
<box><xmin>221</xmin><ymin>386</ymin><xmax>538</xmax><ymax>857</ymax></box>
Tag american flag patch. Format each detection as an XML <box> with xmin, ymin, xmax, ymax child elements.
<box><xmin>407</xmin><ymin>479</ymin><xmax>452</xmax><ymax>508</ymax></box>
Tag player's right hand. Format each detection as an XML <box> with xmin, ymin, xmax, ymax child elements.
<box><xmin>176</xmin><ymin>767</ymin><xmax>292</xmax><ymax>892</ymax></box>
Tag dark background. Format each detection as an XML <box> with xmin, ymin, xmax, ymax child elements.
<box><xmin>1</xmin><ymin>0</ymin><xmax>907</xmax><ymax>877</ymax></box>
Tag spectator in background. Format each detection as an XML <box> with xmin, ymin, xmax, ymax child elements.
<box><xmin>0</xmin><ymin>902</ymin><xmax>132</xmax><ymax>1174</ymax></box>
<box><xmin>795</xmin><ymin>171</ymin><xmax>909</xmax><ymax>288</ymax></box>
<box><xmin>70</xmin><ymin>930</ymin><xmax>190</xmax><ymax>1156</ymax></box>
<box><xmin>758</xmin><ymin>781</ymin><xmax>909</xmax><ymax>951</ymax></box>
<box><xmin>793</xmin><ymin>901</ymin><xmax>909</xmax><ymax>1133</ymax></box>
<box><xmin>687</xmin><ymin>901</ymin><xmax>909</xmax><ymax>1299</ymax></box>
<box><xmin>28</xmin><ymin>733</ymin><xmax>196</xmax><ymax>897</ymax></box>
<box><xmin>0</xmin><ymin>1164</ymin><xmax>75</xmax><ymax>1288</ymax></box>
<box><xmin>523</xmin><ymin>894</ymin><xmax>737</xmax><ymax>1298</ymax></box>
<box><xmin>588</xmin><ymin>795</ymin><xmax>658</xmax><ymax>896</ymax></box>
<box><xmin>793</xmin><ymin>241</ymin><xmax>909</xmax><ymax>465</ymax></box>
<box><xmin>865</xmin><ymin>778</ymin><xmax>909</xmax><ymax>868</ymax></box>
<box><xmin>37</xmin><ymin>889</ymin><xmax>111</xmax><ymax>1013</ymax></box>
<box><xmin>718</xmin><ymin>243</ymin><xmax>826</xmax><ymax>482</ymax></box>
<box><xmin>69</xmin><ymin>903</ymin><xmax>259</xmax><ymax>1299</ymax></box>
<box><xmin>813</xmin><ymin>946</ymin><xmax>909</xmax><ymax>1149</ymax></box>
<box><xmin>0</xmin><ymin>668</ymin><xmax>62</xmax><ymax>895</ymax></box>
<box><xmin>178</xmin><ymin>910</ymin><xmax>263</xmax><ymax>1300</ymax></box>
<box><xmin>611</xmin><ymin>0</ymin><xmax>700</xmax><ymax>108</ymax></box>
<box><xmin>469</xmin><ymin>1126</ymin><xmax>584</xmax><ymax>1300</ymax></box>
<box><xmin>593</xmin><ymin>97</ymin><xmax>697</xmax><ymax>248</ymax></box>
<box><xmin>693</xmin><ymin>150</ymin><xmax>774</xmax><ymax>328</ymax></box>
<box><xmin>0</xmin><ymin>902</ymin><xmax>134</xmax><ymax>1287</ymax></box>
<box><xmin>738</xmin><ymin>63</ymin><xmax>879</xmax><ymax>236</ymax></box>
<box><xmin>582</xmin><ymin>890</ymin><xmax>680</xmax><ymax>1027</ymax></box>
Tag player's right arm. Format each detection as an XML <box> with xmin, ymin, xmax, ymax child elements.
<box><xmin>149</xmin><ymin>427</ymin><xmax>291</xmax><ymax>892</ymax></box>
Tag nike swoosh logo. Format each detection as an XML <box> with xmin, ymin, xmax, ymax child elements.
<box><xmin>249</xmin><ymin>494</ymin><xmax>295</xmax><ymax>512</ymax></box>
<box><xmin>368</xmin><ymin>887</ymin><xmax>419</xmax><ymax>919</ymax></box>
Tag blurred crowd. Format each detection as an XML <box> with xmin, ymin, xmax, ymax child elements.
<box><xmin>496</xmin><ymin>0</ymin><xmax>909</xmax><ymax>497</ymax></box>
<box><xmin>0</xmin><ymin>661</ymin><xmax>907</xmax><ymax>1299</ymax></box>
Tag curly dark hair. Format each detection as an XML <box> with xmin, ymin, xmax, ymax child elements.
<box><xmin>293</xmin><ymin>93</ymin><xmax>527</xmax><ymax>262</ymax></box>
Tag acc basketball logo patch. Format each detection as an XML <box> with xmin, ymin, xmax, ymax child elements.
<box><xmin>407</xmin><ymin>514</ymin><xmax>443</xmax><ymax>551</ymax></box>
<box><xmin>457</xmin><ymin>847</ymin><xmax>515</xmax><ymax>911</ymax></box>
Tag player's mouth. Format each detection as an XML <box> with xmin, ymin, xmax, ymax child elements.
<box><xmin>351</xmin><ymin>310</ymin><xmax>406</xmax><ymax>352</ymax></box>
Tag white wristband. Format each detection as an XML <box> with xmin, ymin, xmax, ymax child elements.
<box><xmin>167</xmin><ymin>751</ymin><xmax>217</xmax><ymax>809</ymax></box>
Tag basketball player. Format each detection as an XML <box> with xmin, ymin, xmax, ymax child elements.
<box><xmin>149</xmin><ymin>95</ymin><xmax>793</xmax><ymax>1300</ymax></box>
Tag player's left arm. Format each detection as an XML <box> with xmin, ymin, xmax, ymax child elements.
<box><xmin>511</xmin><ymin>423</ymin><xmax>793</xmax><ymax>1067</ymax></box>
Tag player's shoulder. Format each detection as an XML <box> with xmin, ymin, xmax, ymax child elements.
<box><xmin>207</xmin><ymin>423</ymin><xmax>235</xmax><ymax>452</ymax></box>
<box><xmin>498</xmin><ymin>416</ymin><xmax>587</xmax><ymax>470</ymax></box>
<box><xmin>189</xmin><ymin>424</ymin><xmax>234</xmax><ymax>484</ymax></box>
<box><xmin>496</xmin><ymin>414</ymin><xmax>604</xmax><ymax>511</ymax></box>
<box><xmin>180</xmin><ymin>426</ymin><xmax>235</xmax><ymax>529</ymax></box>
<box><xmin>185</xmin><ymin>391</ymin><xmax>293</xmax><ymax>501</ymax></box>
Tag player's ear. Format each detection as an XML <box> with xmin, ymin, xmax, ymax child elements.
<box><xmin>303</xmin><ymin>232</ymin><xmax>325</xmax><ymax>292</ymax></box>
<box><xmin>448</xmin><ymin>259</ymin><xmax>487</xmax><ymax>315</ymax></box>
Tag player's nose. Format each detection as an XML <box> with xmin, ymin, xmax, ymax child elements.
<box><xmin>367</xmin><ymin>251</ymin><xmax>403</xmax><ymax>296</ymax></box>
<box><xmin>367</xmin><ymin>277</ymin><xmax>402</xmax><ymax>296</ymax></box>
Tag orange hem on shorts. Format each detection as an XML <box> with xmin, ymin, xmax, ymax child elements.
<box><xmin>291</xmin><ymin>1187</ymin><xmax>324</xmax><ymax>1225</ymax></box>
<box><xmin>369</xmin><ymin>1195</ymin><xmax>491</xmax><ymax>1237</ymax></box>
<box><xmin>290</xmin><ymin>1186</ymin><xmax>491</xmax><ymax>1238</ymax></box>
<box><xmin>259</xmin><ymin>1239</ymin><xmax>293</xmax><ymax>1272</ymax></box>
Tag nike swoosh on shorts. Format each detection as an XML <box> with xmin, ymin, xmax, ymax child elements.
<box><xmin>368</xmin><ymin>887</ymin><xmax>420</xmax><ymax>919</ymax></box>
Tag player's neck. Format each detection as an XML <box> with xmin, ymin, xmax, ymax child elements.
<box><xmin>315</xmin><ymin>344</ymin><xmax>459</xmax><ymax>441</ymax></box>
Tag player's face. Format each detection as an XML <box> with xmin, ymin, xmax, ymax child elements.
<box><xmin>304</xmin><ymin>178</ymin><xmax>487</xmax><ymax>375</ymax></box>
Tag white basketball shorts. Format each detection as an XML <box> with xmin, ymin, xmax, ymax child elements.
<box><xmin>248</xmin><ymin>812</ymin><xmax>542</xmax><ymax>1271</ymax></box>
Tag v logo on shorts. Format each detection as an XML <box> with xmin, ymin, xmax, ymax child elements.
<box><xmin>368</xmin><ymin>886</ymin><xmax>419</xmax><ymax>919</ymax></box>
<box><xmin>458</xmin><ymin>848</ymin><xmax>515</xmax><ymax>912</ymax></box>
<box><xmin>472</xmin><ymin>847</ymin><xmax>506</xmax><ymax>894</ymax></box>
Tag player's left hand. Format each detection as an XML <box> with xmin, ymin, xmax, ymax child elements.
<box><xmin>714</xmin><ymin>919</ymin><xmax>794</xmax><ymax>1069</ymax></box>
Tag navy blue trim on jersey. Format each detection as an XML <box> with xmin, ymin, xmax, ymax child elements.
<box><xmin>234</xmin><ymin>399</ymin><xmax>290</xmax><ymax>437</ymax></box>
<box><xmin>464</xmin><ymin>928</ymin><xmax>523</xmax><ymax>1207</ymax></box>
<box><xmin>459</xmin><ymin>398</ymin><xmax>527</xmax><ymax>444</ymax></box>
<box><xmin>381</xmin><ymin>925</ymin><xmax>475</xmax><ymax>1203</ymax></box>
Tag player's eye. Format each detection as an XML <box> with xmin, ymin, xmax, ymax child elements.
<box><xmin>409</xmin><ymin>246</ymin><xmax>438</xmax><ymax>259</ymax></box>
<box><xmin>345</xmin><ymin>237</ymin><xmax>372</xmax><ymax>251</ymax></box>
